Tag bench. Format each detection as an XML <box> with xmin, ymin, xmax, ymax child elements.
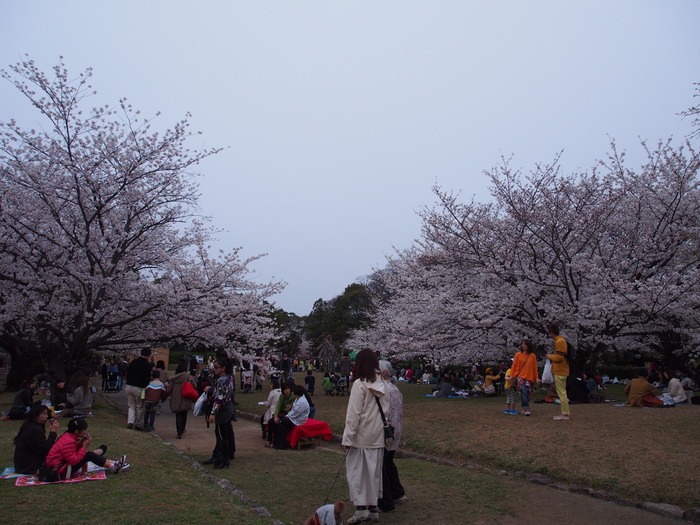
<box><xmin>286</xmin><ymin>418</ymin><xmax>333</xmax><ymax>449</ymax></box>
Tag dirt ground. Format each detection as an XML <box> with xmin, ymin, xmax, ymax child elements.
<box><xmin>106</xmin><ymin>391</ymin><xmax>686</xmax><ymax>525</ymax></box>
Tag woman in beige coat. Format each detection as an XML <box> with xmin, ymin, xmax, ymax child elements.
<box><xmin>342</xmin><ymin>349</ymin><xmax>388</xmax><ymax>524</ymax></box>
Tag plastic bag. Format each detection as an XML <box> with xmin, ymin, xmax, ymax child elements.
<box><xmin>542</xmin><ymin>360</ymin><xmax>554</xmax><ymax>384</ymax></box>
<box><xmin>193</xmin><ymin>391</ymin><xmax>208</xmax><ymax>416</ymax></box>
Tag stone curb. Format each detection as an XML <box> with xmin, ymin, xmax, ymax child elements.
<box><xmin>239</xmin><ymin>410</ymin><xmax>698</xmax><ymax>523</ymax></box>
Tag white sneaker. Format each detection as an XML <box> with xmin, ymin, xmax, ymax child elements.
<box><xmin>347</xmin><ymin>509</ymin><xmax>370</xmax><ymax>523</ymax></box>
<box><xmin>395</xmin><ymin>495</ymin><xmax>408</xmax><ymax>503</ymax></box>
<box><xmin>113</xmin><ymin>454</ymin><xmax>127</xmax><ymax>473</ymax></box>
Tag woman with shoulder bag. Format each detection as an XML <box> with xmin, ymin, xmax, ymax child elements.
<box><xmin>342</xmin><ymin>349</ymin><xmax>389</xmax><ymax>524</ymax></box>
<box><xmin>168</xmin><ymin>359</ymin><xmax>197</xmax><ymax>439</ymax></box>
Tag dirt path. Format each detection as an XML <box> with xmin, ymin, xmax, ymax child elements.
<box><xmin>103</xmin><ymin>391</ymin><xmax>686</xmax><ymax>525</ymax></box>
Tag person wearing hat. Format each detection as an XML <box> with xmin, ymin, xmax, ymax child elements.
<box><xmin>482</xmin><ymin>367</ymin><xmax>502</xmax><ymax>396</ymax></box>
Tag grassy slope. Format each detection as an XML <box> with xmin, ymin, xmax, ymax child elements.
<box><xmin>1</xmin><ymin>373</ymin><xmax>698</xmax><ymax>524</ymax></box>
<box><xmin>235</xmin><ymin>374</ymin><xmax>700</xmax><ymax>509</ymax></box>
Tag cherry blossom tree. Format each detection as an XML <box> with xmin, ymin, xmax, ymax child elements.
<box><xmin>350</xmin><ymin>136</ymin><xmax>700</xmax><ymax>372</ymax></box>
<box><xmin>0</xmin><ymin>58</ymin><xmax>283</xmax><ymax>386</ymax></box>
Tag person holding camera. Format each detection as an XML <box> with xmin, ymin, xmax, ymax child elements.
<box><xmin>13</xmin><ymin>404</ymin><xmax>60</xmax><ymax>474</ymax></box>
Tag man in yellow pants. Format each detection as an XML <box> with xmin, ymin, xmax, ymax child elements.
<box><xmin>546</xmin><ymin>323</ymin><xmax>571</xmax><ymax>421</ymax></box>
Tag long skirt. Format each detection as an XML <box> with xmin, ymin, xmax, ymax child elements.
<box><xmin>346</xmin><ymin>447</ymin><xmax>383</xmax><ymax>507</ymax></box>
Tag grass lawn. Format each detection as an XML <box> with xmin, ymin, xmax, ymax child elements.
<box><xmin>0</xmin><ymin>393</ymin><xmax>273</xmax><ymax>525</ymax></box>
<box><xmin>235</xmin><ymin>373</ymin><xmax>700</xmax><ymax>509</ymax></box>
<box><xmin>0</xmin><ymin>372</ymin><xmax>698</xmax><ymax>524</ymax></box>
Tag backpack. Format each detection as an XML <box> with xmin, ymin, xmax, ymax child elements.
<box><xmin>556</xmin><ymin>340</ymin><xmax>576</xmax><ymax>363</ymax></box>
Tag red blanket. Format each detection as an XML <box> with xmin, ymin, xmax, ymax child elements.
<box><xmin>287</xmin><ymin>418</ymin><xmax>333</xmax><ymax>448</ymax></box>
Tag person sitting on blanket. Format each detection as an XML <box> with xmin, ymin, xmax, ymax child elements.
<box><xmin>666</xmin><ymin>372</ymin><xmax>688</xmax><ymax>404</ymax></box>
<box><xmin>481</xmin><ymin>368</ymin><xmax>502</xmax><ymax>396</ymax></box>
<box><xmin>272</xmin><ymin>384</ymin><xmax>310</xmax><ymax>450</ymax></box>
<box><xmin>50</xmin><ymin>376</ymin><xmax>74</xmax><ymax>417</ymax></box>
<box><xmin>14</xmin><ymin>404</ymin><xmax>60</xmax><ymax>474</ymax></box>
<box><xmin>67</xmin><ymin>373</ymin><xmax>94</xmax><ymax>418</ymax></box>
<box><xmin>7</xmin><ymin>378</ymin><xmax>36</xmax><ymax>420</ymax></box>
<box><xmin>433</xmin><ymin>374</ymin><xmax>454</xmax><ymax>397</ymax></box>
<box><xmin>625</xmin><ymin>368</ymin><xmax>661</xmax><ymax>407</ymax></box>
<box><xmin>45</xmin><ymin>418</ymin><xmax>128</xmax><ymax>479</ymax></box>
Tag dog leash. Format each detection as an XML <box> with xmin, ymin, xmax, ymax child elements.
<box><xmin>323</xmin><ymin>448</ymin><xmax>348</xmax><ymax>505</ymax></box>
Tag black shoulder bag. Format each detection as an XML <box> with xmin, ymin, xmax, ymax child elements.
<box><xmin>374</xmin><ymin>395</ymin><xmax>395</xmax><ymax>445</ymax></box>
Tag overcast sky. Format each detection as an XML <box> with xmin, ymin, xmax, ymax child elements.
<box><xmin>2</xmin><ymin>2</ymin><xmax>699</xmax><ymax>315</ymax></box>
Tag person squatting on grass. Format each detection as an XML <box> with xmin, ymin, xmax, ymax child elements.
<box><xmin>342</xmin><ymin>348</ymin><xmax>389</xmax><ymax>524</ymax></box>
<box><xmin>13</xmin><ymin>404</ymin><xmax>60</xmax><ymax>474</ymax></box>
<box><xmin>45</xmin><ymin>418</ymin><xmax>128</xmax><ymax>479</ymax></box>
<box><xmin>377</xmin><ymin>360</ymin><xmax>407</xmax><ymax>513</ymax></box>
<box><xmin>509</xmin><ymin>339</ymin><xmax>539</xmax><ymax>416</ymax></box>
<box><xmin>546</xmin><ymin>323</ymin><xmax>571</xmax><ymax>420</ymax></box>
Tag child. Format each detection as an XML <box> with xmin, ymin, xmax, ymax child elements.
<box><xmin>305</xmin><ymin>369</ymin><xmax>316</xmax><ymax>395</ymax></box>
<box><xmin>144</xmin><ymin>370</ymin><xmax>166</xmax><ymax>431</ymax></box>
<box><xmin>503</xmin><ymin>367</ymin><xmax>518</xmax><ymax>415</ymax></box>
<box><xmin>304</xmin><ymin>500</ymin><xmax>345</xmax><ymax>525</ymax></box>
<box><xmin>322</xmin><ymin>374</ymin><xmax>335</xmax><ymax>396</ymax></box>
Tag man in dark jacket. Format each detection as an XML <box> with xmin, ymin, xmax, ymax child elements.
<box><xmin>125</xmin><ymin>347</ymin><xmax>152</xmax><ymax>430</ymax></box>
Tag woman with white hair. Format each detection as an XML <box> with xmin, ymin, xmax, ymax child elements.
<box><xmin>377</xmin><ymin>360</ymin><xmax>407</xmax><ymax>513</ymax></box>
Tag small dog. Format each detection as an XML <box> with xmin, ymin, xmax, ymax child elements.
<box><xmin>303</xmin><ymin>500</ymin><xmax>345</xmax><ymax>525</ymax></box>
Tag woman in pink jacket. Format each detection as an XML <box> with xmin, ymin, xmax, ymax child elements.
<box><xmin>45</xmin><ymin>418</ymin><xmax>128</xmax><ymax>479</ymax></box>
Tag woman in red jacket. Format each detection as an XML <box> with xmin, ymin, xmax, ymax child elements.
<box><xmin>45</xmin><ymin>418</ymin><xmax>128</xmax><ymax>479</ymax></box>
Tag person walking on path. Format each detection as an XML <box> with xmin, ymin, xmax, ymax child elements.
<box><xmin>342</xmin><ymin>348</ymin><xmax>388</xmax><ymax>524</ymax></box>
<box><xmin>168</xmin><ymin>359</ymin><xmax>197</xmax><ymax>439</ymax></box>
<box><xmin>125</xmin><ymin>347</ymin><xmax>152</xmax><ymax>430</ymax></box>
<box><xmin>509</xmin><ymin>339</ymin><xmax>539</xmax><ymax>416</ymax></box>
<box><xmin>546</xmin><ymin>323</ymin><xmax>571</xmax><ymax>420</ymax></box>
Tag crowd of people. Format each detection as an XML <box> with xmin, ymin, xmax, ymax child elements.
<box><xmin>3</xmin><ymin>333</ymin><xmax>696</xmax><ymax>523</ymax></box>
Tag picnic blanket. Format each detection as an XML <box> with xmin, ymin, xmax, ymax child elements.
<box><xmin>0</xmin><ymin>467</ymin><xmax>21</xmax><ymax>479</ymax></box>
<box><xmin>2</xmin><ymin>463</ymin><xmax>108</xmax><ymax>486</ymax></box>
<box><xmin>287</xmin><ymin>418</ymin><xmax>333</xmax><ymax>448</ymax></box>
<box><xmin>424</xmin><ymin>393</ymin><xmax>470</xmax><ymax>399</ymax></box>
